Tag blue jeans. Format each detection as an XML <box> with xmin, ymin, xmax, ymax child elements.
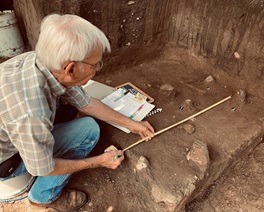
<box><xmin>1</xmin><ymin>117</ymin><xmax>100</xmax><ymax>204</ymax></box>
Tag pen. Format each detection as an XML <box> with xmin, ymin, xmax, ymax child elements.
<box><xmin>114</xmin><ymin>90</ymin><xmax>129</xmax><ymax>102</ymax></box>
<box><xmin>129</xmin><ymin>104</ymin><xmax>144</xmax><ymax>119</ymax></box>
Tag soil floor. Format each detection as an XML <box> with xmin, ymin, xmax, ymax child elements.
<box><xmin>0</xmin><ymin>48</ymin><xmax>264</xmax><ymax>212</ymax></box>
<box><xmin>2</xmin><ymin>145</ymin><xmax>264</xmax><ymax>212</ymax></box>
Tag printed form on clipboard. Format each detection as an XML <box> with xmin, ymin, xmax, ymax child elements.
<box><xmin>101</xmin><ymin>88</ymin><xmax>155</xmax><ymax>133</ymax></box>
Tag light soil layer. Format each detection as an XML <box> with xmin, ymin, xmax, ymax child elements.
<box><xmin>1</xmin><ymin>48</ymin><xmax>264</xmax><ymax>211</ymax></box>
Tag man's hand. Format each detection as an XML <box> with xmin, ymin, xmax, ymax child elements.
<box><xmin>129</xmin><ymin>120</ymin><xmax>155</xmax><ymax>141</ymax></box>
<box><xmin>78</xmin><ymin>97</ymin><xmax>155</xmax><ymax>140</ymax></box>
<box><xmin>99</xmin><ymin>150</ymin><xmax>124</xmax><ymax>169</ymax></box>
<box><xmin>43</xmin><ymin>150</ymin><xmax>124</xmax><ymax>176</ymax></box>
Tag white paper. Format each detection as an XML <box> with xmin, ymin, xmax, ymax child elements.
<box><xmin>101</xmin><ymin>89</ymin><xmax>143</xmax><ymax>117</ymax></box>
<box><xmin>101</xmin><ymin>88</ymin><xmax>155</xmax><ymax>133</ymax></box>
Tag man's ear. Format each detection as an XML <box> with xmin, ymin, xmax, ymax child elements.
<box><xmin>64</xmin><ymin>62</ymin><xmax>75</xmax><ymax>78</ymax></box>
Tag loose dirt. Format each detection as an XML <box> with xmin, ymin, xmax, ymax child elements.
<box><xmin>0</xmin><ymin>47</ymin><xmax>264</xmax><ymax>212</ymax></box>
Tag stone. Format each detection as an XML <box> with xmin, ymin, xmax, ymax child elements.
<box><xmin>106</xmin><ymin>206</ymin><xmax>114</xmax><ymax>212</ymax></box>
<box><xmin>179</xmin><ymin>99</ymin><xmax>194</xmax><ymax>110</ymax></box>
<box><xmin>151</xmin><ymin>185</ymin><xmax>179</xmax><ymax>204</ymax></box>
<box><xmin>186</xmin><ymin>140</ymin><xmax>210</xmax><ymax>173</ymax></box>
<box><xmin>159</xmin><ymin>84</ymin><xmax>176</xmax><ymax>102</ymax></box>
<box><xmin>178</xmin><ymin>123</ymin><xmax>195</xmax><ymax>134</ymax></box>
<box><xmin>204</xmin><ymin>75</ymin><xmax>215</xmax><ymax>83</ymax></box>
<box><xmin>128</xmin><ymin>1</ymin><xmax>136</xmax><ymax>5</ymax></box>
<box><xmin>234</xmin><ymin>52</ymin><xmax>241</xmax><ymax>59</ymax></box>
<box><xmin>136</xmin><ymin>156</ymin><xmax>149</xmax><ymax>170</ymax></box>
<box><xmin>237</xmin><ymin>89</ymin><xmax>247</xmax><ymax>103</ymax></box>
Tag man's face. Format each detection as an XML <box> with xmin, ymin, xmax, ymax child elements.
<box><xmin>65</xmin><ymin>47</ymin><xmax>103</xmax><ymax>87</ymax></box>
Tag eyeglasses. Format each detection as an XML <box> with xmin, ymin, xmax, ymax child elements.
<box><xmin>77</xmin><ymin>59</ymin><xmax>103</xmax><ymax>72</ymax></box>
<box><xmin>64</xmin><ymin>59</ymin><xmax>103</xmax><ymax>72</ymax></box>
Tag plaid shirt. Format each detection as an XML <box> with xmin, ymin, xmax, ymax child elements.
<box><xmin>0</xmin><ymin>51</ymin><xmax>91</xmax><ymax>176</ymax></box>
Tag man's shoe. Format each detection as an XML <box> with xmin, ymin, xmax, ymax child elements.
<box><xmin>29</xmin><ymin>189</ymin><xmax>87</xmax><ymax>212</ymax></box>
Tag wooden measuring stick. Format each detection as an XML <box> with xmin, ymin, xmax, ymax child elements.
<box><xmin>123</xmin><ymin>95</ymin><xmax>232</xmax><ymax>152</ymax></box>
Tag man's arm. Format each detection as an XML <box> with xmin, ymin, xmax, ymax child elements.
<box><xmin>77</xmin><ymin>97</ymin><xmax>155</xmax><ymax>140</ymax></box>
<box><xmin>44</xmin><ymin>150</ymin><xmax>124</xmax><ymax>176</ymax></box>
<box><xmin>45</xmin><ymin>97</ymin><xmax>155</xmax><ymax>177</ymax></box>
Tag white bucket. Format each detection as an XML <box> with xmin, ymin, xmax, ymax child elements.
<box><xmin>0</xmin><ymin>174</ymin><xmax>35</xmax><ymax>200</ymax></box>
<box><xmin>0</xmin><ymin>10</ymin><xmax>24</xmax><ymax>58</ymax></box>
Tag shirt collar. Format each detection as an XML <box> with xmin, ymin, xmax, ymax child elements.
<box><xmin>35</xmin><ymin>56</ymin><xmax>66</xmax><ymax>97</ymax></box>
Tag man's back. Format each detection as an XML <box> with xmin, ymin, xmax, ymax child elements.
<box><xmin>0</xmin><ymin>51</ymin><xmax>55</xmax><ymax>167</ymax></box>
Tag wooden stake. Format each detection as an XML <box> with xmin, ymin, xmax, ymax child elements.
<box><xmin>123</xmin><ymin>95</ymin><xmax>232</xmax><ymax>152</ymax></box>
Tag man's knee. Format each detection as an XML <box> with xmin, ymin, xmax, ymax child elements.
<box><xmin>81</xmin><ymin>117</ymin><xmax>100</xmax><ymax>142</ymax></box>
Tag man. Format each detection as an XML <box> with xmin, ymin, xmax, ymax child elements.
<box><xmin>0</xmin><ymin>14</ymin><xmax>154</xmax><ymax>211</ymax></box>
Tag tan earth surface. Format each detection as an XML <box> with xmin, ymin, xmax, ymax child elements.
<box><xmin>0</xmin><ymin>47</ymin><xmax>264</xmax><ymax>211</ymax></box>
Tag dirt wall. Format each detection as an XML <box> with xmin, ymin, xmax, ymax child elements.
<box><xmin>13</xmin><ymin>0</ymin><xmax>264</xmax><ymax>77</ymax></box>
<box><xmin>168</xmin><ymin>0</ymin><xmax>264</xmax><ymax>78</ymax></box>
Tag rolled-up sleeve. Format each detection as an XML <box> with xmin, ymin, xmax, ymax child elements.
<box><xmin>62</xmin><ymin>86</ymin><xmax>91</xmax><ymax>108</ymax></box>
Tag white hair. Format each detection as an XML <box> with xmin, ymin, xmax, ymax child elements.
<box><xmin>35</xmin><ymin>14</ymin><xmax>111</xmax><ymax>70</ymax></box>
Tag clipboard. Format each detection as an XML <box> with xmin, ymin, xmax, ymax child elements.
<box><xmin>83</xmin><ymin>80</ymin><xmax>155</xmax><ymax>133</ymax></box>
<box><xmin>116</xmin><ymin>82</ymin><xmax>154</xmax><ymax>103</ymax></box>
